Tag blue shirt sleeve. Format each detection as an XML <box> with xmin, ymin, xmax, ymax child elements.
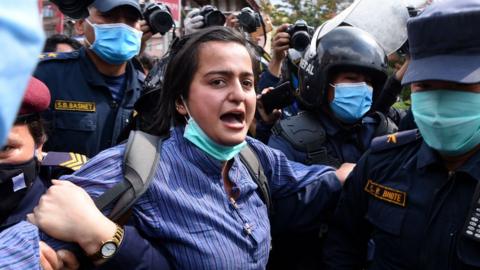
<box><xmin>40</xmin><ymin>145</ymin><xmax>172</xmax><ymax>269</ymax></box>
<box><xmin>247</xmin><ymin>138</ymin><xmax>342</xmax><ymax>233</ymax></box>
<box><xmin>0</xmin><ymin>221</ymin><xmax>41</xmax><ymax>270</ymax></box>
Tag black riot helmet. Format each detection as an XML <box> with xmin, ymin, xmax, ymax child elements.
<box><xmin>297</xmin><ymin>26</ymin><xmax>387</xmax><ymax>110</ymax></box>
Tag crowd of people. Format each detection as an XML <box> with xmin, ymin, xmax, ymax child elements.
<box><xmin>1</xmin><ymin>0</ymin><xmax>480</xmax><ymax>269</ymax></box>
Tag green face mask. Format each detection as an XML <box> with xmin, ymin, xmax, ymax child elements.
<box><xmin>181</xmin><ymin>98</ymin><xmax>246</xmax><ymax>161</ymax></box>
<box><xmin>184</xmin><ymin>117</ymin><xmax>246</xmax><ymax>161</ymax></box>
<box><xmin>412</xmin><ymin>90</ymin><xmax>480</xmax><ymax>156</ymax></box>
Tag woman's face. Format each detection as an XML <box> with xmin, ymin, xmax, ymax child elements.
<box><xmin>180</xmin><ymin>41</ymin><xmax>256</xmax><ymax>146</ymax></box>
<box><xmin>0</xmin><ymin>124</ymin><xmax>40</xmax><ymax>164</ymax></box>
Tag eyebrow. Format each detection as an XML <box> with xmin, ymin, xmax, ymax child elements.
<box><xmin>204</xmin><ymin>70</ymin><xmax>254</xmax><ymax>78</ymax></box>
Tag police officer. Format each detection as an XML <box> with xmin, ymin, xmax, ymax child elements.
<box><xmin>34</xmin><ymin>0</ymin><xmax>149</xmax><ymax>157</ymax></box>
<box><xmin>0</xmin><ymin>77</ymin><xmax>81</xmax><ymax>270</ymax></box>
<box><xmin>268</xmin><ymin>25</ymin><xmax>396</xmax><ymax>167</ymax></box>
<box><xmin>323</xmin><ymin>0</ymin><xmax>480</xmax><ymax>269</ymax></box>
<box><xmin>264</xmin><ymin>26</ymin><xmax>398</xmax><ymax>270</ymax></box>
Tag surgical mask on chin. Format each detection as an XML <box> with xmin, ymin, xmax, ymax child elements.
<box><xmin>329</xmin><ymin>82</ymin><xmax>373</xmax><ymax>124</ymax></box>
<box><xmin>0</xmin><ymin>157</ymin><xmax>39</xmax><ymax>223</ymax></box>
<box><xmin>85</xmin><ymin>19</ymin><xmax>142</xmax><ymax>65</ymax></box>
<box><xmin>181</xmin><ymin>98</ymin><xmax>246</xmax><ymax>161</ymax></box>
<box><xmin>412</xmin><ymin>90</ymin><xmax>480</xmax><ymax>156</ymax></box>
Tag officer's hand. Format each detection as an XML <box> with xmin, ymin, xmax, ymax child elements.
<box><xmin>28</xmin><ymin>180</ymin><xmax>117</xmax><ymax>256</ymax></box>
<box><xmin>269</xmin><ymin>24</ymin><xmax>290</xmax><ymax>77</ymax></box>
<box><xmin>257</xmin><ymin>88</ymin><xmax>282</xmax><ymax>125</ymax></box>
<box><xmin>184</xmin><ymin>8</ymin><xmax>204</xmax><ymax>35</ymax></box>
<box><xmin>335</xmin><ymin>163</ymin><xmax>356</xmax><ymax>185</ymax></box>
<box><xmin>394</xmin><ymin>56</ymin><xmax>410</xmax><ymax>81</ymax></box>
<box><xmin>139</xmin><ymin>20</ymin><xmax>153</xmax><ymax>54</ymax></box>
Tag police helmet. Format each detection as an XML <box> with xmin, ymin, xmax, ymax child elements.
<box><xmin>297</xmin><ymin>26</ymin><xmax>387</xmax><ymax>110</ymax></box>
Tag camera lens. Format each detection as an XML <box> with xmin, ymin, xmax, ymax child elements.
<box><xmin>50</xmin><ymin>0</ymin><xmax>92</xmax><ymax>19</ymax></box>
<box><xmin>149</xmin><ymin>11</ymin><xmax>174</xmax><ymax>34</ymax></box>
<box><xmin>205</xmin><ymin>10</ymin><xmax>226</xmax><ymax>26</ymax></box>
<box><xmin>291</xmin><ymin>31</ymin><xmax>311</xmax><ymax>51</ymax></box>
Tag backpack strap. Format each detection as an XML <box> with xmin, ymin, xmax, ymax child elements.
<box><xmin>239</xmin><ymin>145</ymin><xmax>273</xmax><ymax>216</ymax></box>
<box><xmin>94</xmin><ymin>130</ymin><xmax>166</xmax><ymax>223</ymax></box>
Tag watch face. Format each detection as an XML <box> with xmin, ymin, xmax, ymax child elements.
<box><xmin>101</xmin><ymin>242</ymin><xmax>117</xmax><ymax>258</ymax></box>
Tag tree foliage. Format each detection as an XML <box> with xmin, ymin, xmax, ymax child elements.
<box><xmin>261</xmin><ymin>0</ymin><xmax>352</xmax><ymax>28</ymax></box>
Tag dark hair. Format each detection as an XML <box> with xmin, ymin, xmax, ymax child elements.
<box><xmin>147</xmin><ymin>26</ymin><xmax>259</xmax><ymax>136</ymax></box>
<box><xmin>43</xmin><ymin>34</ymin><xmax>82</xmax><ymax>53</ymax></box>
<box><xmin>15</xmin><ymin>115</ymin><xmax>46</xmax><ymax>146</ymax></box>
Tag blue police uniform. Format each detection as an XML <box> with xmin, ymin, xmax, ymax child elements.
<box><xmin>34</xmin><ymin>48</ymin><xmax>144</xmax><ymax>157</ymax></box>
<box><xmin>268</xmin><ymin>111</ymin><xmax>385</xmax><ymax>166</ymax></box>
<box><xmin>266</xmin><ymin>111</ymin><xmax>392</xmax><ymax>270</ymax></box>
<box><xmin>323</xmin><ymin>129</ymin><xmax>480</xmax><ymax>269</ymax></box>
<box><xmin>1</xmin><ymin>152</ymin><xmax>88</xmax><ymax>231</ymax></box>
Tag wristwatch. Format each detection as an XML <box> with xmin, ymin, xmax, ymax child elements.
<box><xmin>89</xmin><ymin>224</ymin><xmax>124</xmax><ymax>261</ymax></box>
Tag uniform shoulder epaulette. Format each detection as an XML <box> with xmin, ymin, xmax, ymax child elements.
<box><xmin>38</xmin><ymin>51</ymin><xmax>80</xmax><ymax>62</ymax></box>
<box><xmin>41</xmin><ymin>151</ymin><xmax>88</xmax><ymax>171</ymax></box>
<box><xmin>370</xmin><ymin>129</ymin><xmax>421</xmax><ymax>153</ymax></box>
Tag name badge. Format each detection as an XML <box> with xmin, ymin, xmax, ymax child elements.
<box><xmin>55</xmin><ymin>100</ymin><xmax>96</xmax><ymax>112</ymax></box>
<box><xmin>364</xmin><ymin>179</ymin><xmax>406</xmax><ymax>207</ymax></box>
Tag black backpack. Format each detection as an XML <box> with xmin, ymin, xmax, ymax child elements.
<box><xmin>94</xmin><ymin>130</ymin><xmax>272</xmax><ymax>223</ymax></box>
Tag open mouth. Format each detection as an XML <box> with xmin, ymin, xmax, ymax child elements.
<box><xmin>220</xmin><ymin>111</ymin><xmax>245</xmax><ymax>125</ymax></box>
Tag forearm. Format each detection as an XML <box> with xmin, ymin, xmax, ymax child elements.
<box><xmin>373</xmin><ymin>75</ymin><xmax>402</xmax><ymax>113</ymax></box>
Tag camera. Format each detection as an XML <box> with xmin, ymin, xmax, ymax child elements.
<box><xmin>286</xmin><ymin>20</ymin><xmax>314</xmax><ymax>52</ymax></box>
<box><xmin>199</xmin><ymin>5</ymin><xmax>226</xmax><ymax>27</ymax></box>
<box><xmin>50</xmin><ymin>0</ymin><xmax>94</xmax><ymax>19</ymax></box>
<box><xmin>237</xmin><ymin>7</ymin><xmax>261</xmax><ymax>33</ymax></box>
<box><xmin>143</xmin><ymin>3</ymin><xmax>174</xmax><ymax>35</ymax></box>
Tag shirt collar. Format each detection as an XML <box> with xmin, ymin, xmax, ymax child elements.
<box><xmin>171</xmin><ymin>126</ymin><xmax>224</xmax><ymax>175</ymax></box>
<box><xmin>416</xmin><ymin>141</ymin><xmax>480</xmax><ymax>181</ymax></box>
<box><xmin>80</xmin><ymin>47</ymin><xmax>141</xmax><ymax>95</ymax></box>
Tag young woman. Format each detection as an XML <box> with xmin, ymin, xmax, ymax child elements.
<box><xmin>30</xmin><ymin>27</ymin><xmax>352</xmax><ymax>269</ymax></box>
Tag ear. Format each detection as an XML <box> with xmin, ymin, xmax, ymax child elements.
<box><xmin>175</xmin><ymin>98</ymin><xmax>188</xmax><ymax>116</ymax></box>
<box><xmin>35</xmin><ymin>142</ymin><xmax>44</xmax><ymax>161</ymax></box>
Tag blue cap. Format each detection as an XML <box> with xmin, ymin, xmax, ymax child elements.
<box><xmin>92</xmin><ymin>0</ymin><xmax>141</xmax><ymax>16</ymax></box>
<box><xmin>402</xmin><ymin>0</ymin><xmax>480</xmax><ymax>85</ymax></box>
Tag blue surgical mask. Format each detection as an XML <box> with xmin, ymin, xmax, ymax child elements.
<box><xmin>86</xmin><ymin>19</ymin><xmax>142</xmax><ymax>65</ymax></box>
<box><xmin>181</xmin><ymin>99</ymin><xmax>246</xmax><ymax>161</ymax></box>
<box><xmin>412</xmin><ymin>90</ymin><xmax>480</xmax><ymax>156</ymax></box>
<box><xmin>329</xmin><ymin>82</ymin><xmax>373</xmax><ymax>124</ymax></box>
<box><xmin>0</xmin><ymin>0</ymin><xmax>45</xmax><ymax>147</ymax></box>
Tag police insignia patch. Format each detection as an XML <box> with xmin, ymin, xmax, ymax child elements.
<box><xmin>364</xmin><ymin>179</ymin><xmax>406</xmax><ymax>207</ymax></box>
<box><xmin>59</xmin><ymin>153</ymin><xmax>88</xmax><ymax>171</ymax></box>
<box><xmin>55</xmin><ymin>100</ymin><xmax>96</xmax><ymax>112</ymax></box>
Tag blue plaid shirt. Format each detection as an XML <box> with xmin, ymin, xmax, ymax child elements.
<box><xmin>0</xmin><ymin>221</ymin><xmax>40</xmax><ymax>270</ymax></box>
<box><xmin>46</xmin><ymin>126</ymin><xmax>340</xmax><ymax>269</ymax></box>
